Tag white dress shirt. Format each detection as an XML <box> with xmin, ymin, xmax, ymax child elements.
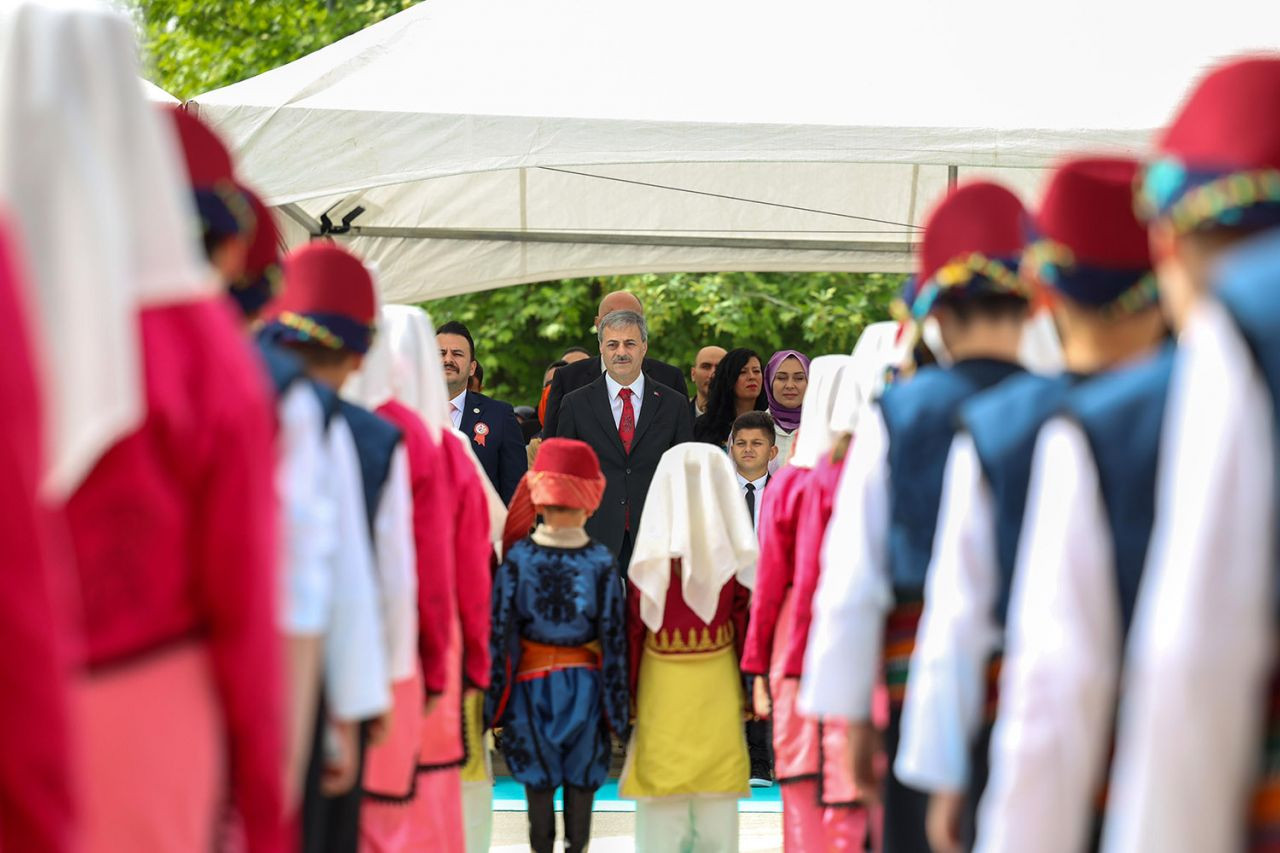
<box><xmin>605</xmin><ymin>371</ymin><xmax>645</xmax><ymax>429</ymax></box>
<box><xmin>976</xmin><ymin>418</ymin><xmax>1122</xmax><ymax>853</ymax></box>
<box><xmin>1101</xmin><ymin>300</ymin><xmax>1275</xmax><ymax>853</ymax></box>
<box><xmin>799</xmin><ymin>408</ymin><xmax>893</xmax><ymax>722</ymax></box>
<box><xmin>897</xmin><ymin>434</ymin><xmax>1001</xmax><ymax>794</ymax></box>
<box><xmin>276</xmin><ymin>382</ymin><xmax>336</xmax><ymax>636</ymax></box>
<box><xmin>323</xmin><ymin>418</ymin><xmax>391</xmax><ymax>721</ymax></box>
<box><xmin>448</xmin><ymin>389</ymin><xmax>467</xmax><ymax>431</ymax></box>
<box><xmin>373</xmin><ymin>447</ymin><xmax>419</xmax><ymax>682</ymax></box>
<box><xmin>736</xmin><ymin>471</ymin><xmax>769</xmax><ymax>530</ymax></box>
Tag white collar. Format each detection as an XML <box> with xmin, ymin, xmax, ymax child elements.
<box><xmin>736</xmin><ymin>471</ymin><xmax>768</xmax><ymax>490</ymax></box>
<box><xmin>449</xmin><ymin>389</ymin><xmax>467</xmax><ymax>412</ymax></box>
<box><xmin>605</xmin><ymin>370</ymin><xmax>645</xmax><ymax>400</ymax></box>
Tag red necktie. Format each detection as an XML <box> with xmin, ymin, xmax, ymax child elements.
<box><xmin>618</xmin><ymin>387</ymin><xmax>635</xmax><ymax>454</ymax></box>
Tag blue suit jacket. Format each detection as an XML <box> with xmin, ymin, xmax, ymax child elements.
<box><xmin>459</xmin><ymin>390</ymin><xmax>527</xmax><ymax>504</ymax></box>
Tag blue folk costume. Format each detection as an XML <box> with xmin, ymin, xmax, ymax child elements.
<box><xmin>485</xmin><ymin>438</ymin><xmax>628</xmax><ymax>853</ymax></box>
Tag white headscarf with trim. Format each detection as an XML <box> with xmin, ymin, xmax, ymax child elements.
<box><xmin>0</xmin><ymin>0</ymin><xmax>213</xmax><ymax>496</ymax></box>
<box><xmin>628</xmin><ymin>443</ymin><xmax>758</xmax><ymax>633</ymax></box>
<box><xmin>787</xmin><ymin>355</ymin><xmax>853</xmax><ymax>470</ymax></box>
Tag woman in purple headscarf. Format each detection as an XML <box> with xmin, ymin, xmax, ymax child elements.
<box><xmin>764</xmin><ymin>349</ymin><xmax>810</xmax><ymax>470</ymax></box>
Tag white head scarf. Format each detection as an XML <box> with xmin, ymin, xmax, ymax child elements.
<box><xmin>787</xmin><ymin>355</ymin><xmax>854</xmax><ymax>469</ymax></box>
<box><xmin>0</xmin><ymin>0</ymin><xmax>213</xmax><ymax>496</ymax></box>
<box><xmin>628</xmin><ymin>443</ymin><xmax>759</xmax><ymax>633</ymax></box>
<box><xmin>831</xmin><ymin>321</ymin><xmax>900</xmax><ymax>434</ymax></box>
<box><xmin>379</xmin><ymin>303</ymin><xmax>507</xmax><ymax>546</ymax></box>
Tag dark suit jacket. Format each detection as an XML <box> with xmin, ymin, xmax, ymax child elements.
<box><xmin>542</xmin><ymin>356</ymin><xmax>687</xmax><ymax>438</ymax></box>
<box><xmin>555</xmin><ymin>374</ymin><xmax>693</xmax><ymax>559</ymax></box>
<box><xmin>459</xmin><ymin>390</ymin><xmax>527</xmax><ymax>504</ymax></box>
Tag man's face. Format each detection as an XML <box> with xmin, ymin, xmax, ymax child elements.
<box><xmin>600</xmin><ymin>324</ymin><xmax>648</xmax><ymax>385</ymax></box>
<box><xmin>690</xmin><ymin>346</ymin><xmax>726</xmax><ymax>399</ymax></box>
<box><xmin>437</xmin><ymin>333</ymin><xmax>475</xmax><ymax>397</ymax></box>
<box><xmin>731</xmin><ymin>429</ymin><xmax>777</xmax><ymax>477</ymax></box>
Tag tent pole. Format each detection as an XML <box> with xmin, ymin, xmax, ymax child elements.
<box><xmin>947</xmin><ymin>164</ymin><xmax>959</xmax><ymax>190</ymax></box>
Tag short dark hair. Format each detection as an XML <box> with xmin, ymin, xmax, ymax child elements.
<box><xmin>437</xmin><ymin>320</ymin><xmax>476</xmax><ymax>360</ymax></box>
<box><xmin>472</xmin><ymin>360</ymin><xmax>484</xmax><ymax>383</ymax></box>
<box><xmin>934</xmin><ymin>291</ymin><xmax>1029</xmax><ymax>324</ymax></box>
<box><xmin>730</xmin><ymin>411</ymin><xmax>776</xmax><ymax>445</ymax></box>
<box><xmin>282</xmin><ymin>340</ymin><xmax>354</xmax><ymax>369</ymax></box>
<box><xmin>561</xmin><ymin>346</ymin><xmax>590</xmax><ymax>358</ymax></box>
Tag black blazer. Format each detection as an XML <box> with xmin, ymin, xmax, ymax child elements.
<box><xmin>555</xmin><ymin>374</ymin><xmax>693</xmax><ymax>558</ymax></box>
<box><xmin>458</xmin><ymin>390</ymin><xmax>527</xmax><ymax>504</ymax></box>
<box><xmin>542</xmin><ymin>355</ymin><xmax>688</xmax><ymax>438</ymax></box>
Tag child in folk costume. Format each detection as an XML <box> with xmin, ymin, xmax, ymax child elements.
<box><xmin>2</xmin><ymin>4</ymin><xmax>286</xmax><ymax>849</ymax></box>
<box><xmin>376</xmin><ymin>303</ymin><xmax>502</xmax><ymax>853</ymax></box>
<box><xmin>486</xmin><ymin>438</ymin><xmax>628</xmax><ymax>853</ymax></box>
<box><xmin>264</xmin><ymin>245</ymin><xmax>413</xmax><ymax>853</ymax></box>
<box><xmin>345</xmin><ymin>297</ymin><xmax>493</xmax><ymax>853</ymax></box>
<box><xmin>621</xmin><ymin>443</ymin><xmax>759</xmax><ymax>852</ymax></box>
<box><xmin>888</xmin><ymin>157</ymin><xmax>1164</xmax><ymax>853</ymax></box>
<box><xmin>800</xmin><ymin>182</ymin><xmax>1031</xmax><ymax>853</ymax></box>
<box><xmin>1085</xmin><ymin>58</ymin><xmax>1280</xmax><ymax>853</ymax></box>
<box><xmin>741</xmin><ymin>356</ymin><xmax>866</xmax><ymax>851</ymax></box>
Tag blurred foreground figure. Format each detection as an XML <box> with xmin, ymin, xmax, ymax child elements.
<box><xmin>620</xmin><ymin>444</ymin><xmax>758</xmax><ymax>852</ymax></box>
<box><xmin>1098</xmin><ymin>56</ymin><xmax>1280</xmax><ymax>853</ymax></box>
<box><xmin>800</xmin><ymin>182</ymin><xmax>1031</xmax><ymax>853</ymax></box>
<box><xmin>0</xmin><ymin>2</ymin><xmax>287</xmax><ymax>849</ymax></box>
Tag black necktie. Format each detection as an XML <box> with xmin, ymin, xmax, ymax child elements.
<box><xmin>745</xmin><ymin>482</ymin><xmax>756</xmax><ymax>529</ymax></box>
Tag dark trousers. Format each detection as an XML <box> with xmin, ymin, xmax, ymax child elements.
<box><xmin>617</xmin><ymin>529</ymin><xmax>634</xmax><ymax>580</ymax></box>
<box><xmin>527</xmin><ymin>786</ymin><xmax>595</xmax><ymax>853</ymax></box>
<box><xmin>302</xmin><ymin>694</ymin><xmax>367</xmax><ymax>853</ymax></box>
<box><xmin>882</xmin><ymin>709</ymin><xmax>931</xmax><ymax>853</ymax></box>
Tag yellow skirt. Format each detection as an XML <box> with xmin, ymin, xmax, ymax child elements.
<box><xmin>619</xmin><ymin>644</ymin><xmax>749</xmax><ymax>800</ymax></box>
<box><xmin>459</xmin><ymin>691</ymin><xmax>491</xmax><ymax>784</ymax></box>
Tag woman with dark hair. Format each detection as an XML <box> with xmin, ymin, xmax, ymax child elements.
<box><xmin>693</xmin><ymin>348</ymin><xmax>767</xmax><ymax>446</ymax></box>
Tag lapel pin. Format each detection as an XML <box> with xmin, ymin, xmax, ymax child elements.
<box><xmin>473</xmin><ymin>422</ymin><xmax>490</xmax><ymax>447</ymax></box>
<box><xmin>472</xmin><ymin>407</ymin><xmax>481</xmax><ymax>414</ymax></box>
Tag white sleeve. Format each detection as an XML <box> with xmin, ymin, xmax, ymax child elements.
<box><xmin>799</xmin><ymin>409</ymin><xmax>893</xmax><ymax>721</ymax></box>
<box><xmin>373</xmin><ymin>446</ymin><xmax>419</xmax><ymax>682</ymax></box>
<box><xmin>1102</xmin><ymin>302</ymin><xmax>1276</xmax><ymax>853</ymax></box>
<box><xmin>276</xmin><ymin>383</ymin><xmax>336</xmax><ymax>636</ymax></box>
<box><xmin>976</xmin><ymin>419</ymin><xmax>1120</xmax><ymax>853</ymax></box>
<box><xmin>896</xmin><ymin>435</ymin><xmax>1000</xmax><ymax>793</ymax></box>
<box><xmin>323</xmin><ymin>419</ymin><xmax>391</xmax><ymax>721</ymax></box>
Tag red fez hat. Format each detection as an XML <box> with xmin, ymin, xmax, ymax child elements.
<box><xmin>166</xmin><ymin>106</ymin><xmax>253</xmax><ymax>241</ymax></box>
<box><xmin>1137</xmin><ymin>56</ymin><xmax>1280</xmax><ymax>234</ymax></box>
<box><xmin>912</xmin><ymin>181</ymin><xmax>1030</xmax><ymax>318</ymax></box>
<box><xmin>227</xmin><ymin>185</ymin><xmax>281</xmax><ymax>318</ymax></box>
<box><xmin>1025</xmin><ymin>157</ymin><xmax>1156</xmax><ymax>313</ymax></box>
<box><xmin>266</xmin><ymin>243</ymin><xmax>376</xmax><ymax>354</ymax></box>
<box><xmin>502</xmin><ymin>438</ymin><xmax>607</xmax><ymax>553</ymax></box>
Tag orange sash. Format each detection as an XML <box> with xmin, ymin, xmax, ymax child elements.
<box><xmin>516</xmin><ymin>640</ymin><xmax>601</xmax><ymax>682</ymax></box>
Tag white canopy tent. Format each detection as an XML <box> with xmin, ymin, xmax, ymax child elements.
<box><xmin>190</xmin><ymin>0</ymin><xmax>1279</xmax><ymax>304</ymax></box>
<box><xmin>141</xmin><ymin>78</ymin><xmax>178</xmax><ymax>104</ymax></box>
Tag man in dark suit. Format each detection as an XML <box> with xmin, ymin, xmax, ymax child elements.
<box><xmin>436</xmin><ymin>320</ymin><xmax>527</xmax><ymax>503</ymax></box>
<box><xmin>556</xmin><ymin>309</ymin><xmax>693</xmax><ymax>573</ymax></box>
<box><xmin>541</xmin><ymin>291</ymin><xmax>688</xmax><ymax>437</ymax></box>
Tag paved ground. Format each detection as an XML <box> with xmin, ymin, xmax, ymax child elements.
<box><xmin>490</xmin><ymin>811</ymin><xmax>784</xmax><ymax>852</ymax></box>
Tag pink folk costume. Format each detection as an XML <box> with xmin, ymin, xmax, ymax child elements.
<box><xmin>0</xmin><ymin>6</ymin><xmax>286</xmax><ymax>851</ymax></box>
<box><xmin>0</xmin><ymin>221</ymin><xmax>77</xmax><ymax>853</ymax></box>
<box><xmin>740</xmin><ymin>463</ymin><xmax>825</xmax><ymax>851</ymax></box>
<box><xmin>784</xmin><ymin>453</ymin><xmax>883</xmax><ymax>852</ymax></box>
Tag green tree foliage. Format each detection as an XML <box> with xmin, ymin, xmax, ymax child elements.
<box><xmin>426</xmin><ymin>271</ymin><xmax>904</xmax><ymax>408</ymax></box>
<box><xmin>133</xmin><ymin>0</ymin><xmax>417</xmax><ymax>99</ymax></box>
<box><xmin>132</xmin><ymin>2</ymin><xmax>906</xmax><ymax>410</ymax></box>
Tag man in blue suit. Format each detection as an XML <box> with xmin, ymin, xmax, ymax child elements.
<box><xmin>437</xmin><ymin>321</ymin><xmax>527</xmax><ymax>504</ymax></box>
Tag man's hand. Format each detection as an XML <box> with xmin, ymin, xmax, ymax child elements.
<box><xmin>320</xmin><ymin>720</ymin><xmax>359</xmax><ymax>796</ymax></box>
<box><xmin>752</xmin><ymin>676</ymin><xmax>772</xmax><ymax>719</ymax></box>
<box><xmin>927</xmin><ymin>790</ymin><xmax>967</xmax><ymax>853</ymax></box>
<box><xmin>849</xmin><ymin>721</ymin><xmax>882</xmax><ymax>802</ymax></box>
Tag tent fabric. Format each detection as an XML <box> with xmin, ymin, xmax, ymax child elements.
<box><xmin>141</xmin><ymin>79</ymin><xmax>178</xmax><ymax>103</ymax></box>
<box><xmin>189</xmin><ymin>0</ymin><xmax>1280</xmax><ymax>303</ymax></box>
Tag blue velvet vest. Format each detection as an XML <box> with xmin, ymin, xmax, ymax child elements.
<box><xmin>338</xmin><ymin>401</ymin><xmax>403</xmax><ymax>537</ymax></box>
<box><xmin>255</xmin><ymin>338</ymin><xmax>305</xmax><ymax>397</ymax></box>
<box><xmin>1067</xmin><ymin>346</ymin><xmax>1175</xmax><ymax>635</ymax></box>
<box><xmin>963</xmin><ymin>372</ymin><xmax>1083</xmax><ymax>625</ymax></box>
<box><xmin>879</xmin><ymin>358</ymin><xmax>1024</xmax><ymax>599</ymax></box>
